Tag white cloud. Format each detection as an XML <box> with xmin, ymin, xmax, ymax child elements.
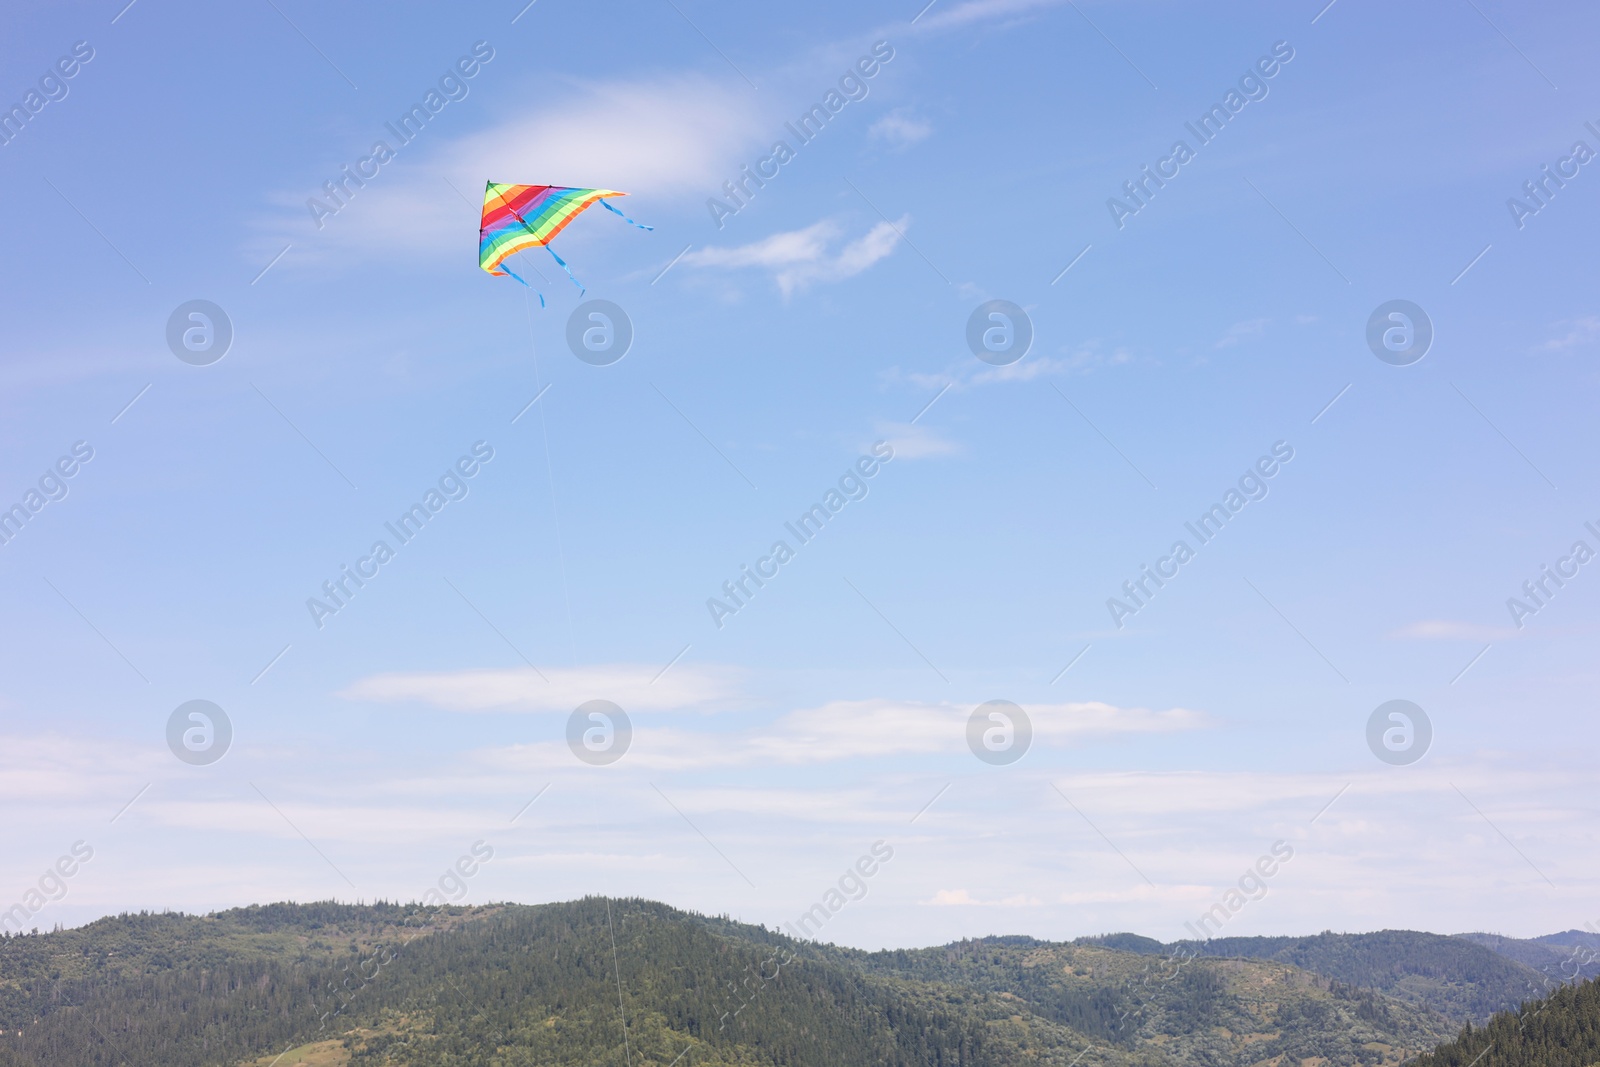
<box><xmin>12</xmin><ymin>719</ymin><xmax>1599</xmax><ymax>945</ymax></box>
<box><xmin>248</xmin><ymin>10</ymin><xmax>1083</xmax><ymax>274</ymax></box>
<box><xmin>1215</xmin><ymin>318</ymin><xmax>1268</xmax><ymax>348</ymax></box>
<box><xmin>1060</xmin><ymin>340</ymin><xmax>1138</xmax><ymax>372</ymax></box>
<box><xmin>912</xmin><ymin>0</ymin><xmax>1062</xmax><ymax>33</ymax></box>
<box><xmin>339</xmin><ymin>666</ymin><xmax>1211</xmax><ymax>758</ymax></box>
<box><xmin>1389</xmin><ymin>620</ymin><xmax>1516</xmax><ymax>641</ymax></box>
<box><xmin>254</xmin><ymin>73</ymin><xmax>765</xmax><ymax>267</ymax></box>
<box><xmin>682</xmin><ymin>220</ymin><xmax>837</xmax><ymax>269</ymax></box>
<box><xmin>924</xmin><ymin>888</ymin><xmax>1042</xmax><ymax>906</ymax></box>
<box><xmin>0</xmin><ymin>732</ymin><xmax>164</xmax><ymax>806</ymax></box>
<box><xmin>1032</xmin><ymin>701</ymin><xmax>1208</xmax><ymax>739</ymax></box>
<box><xmin>685</xmin><ymin>217</ymin><xmax>908</xmax><ymax>296</ymax></box>
<box><xmin>339</xmin><ymin>664</ymin><xmax>739</xmax><ymax>713</ymax></box>
<box><xmin>1539</xmin><ymin>316</ymin><xmax>1600</xmax><ymax>352</ymax></box>
<box><xmin>873</xmin><ymin>420</ymin><xmax>961</xmax><ymax>460</ymax></box>
<box><xmin>337</xmin><ymin>671</ymin><xmax>1208</xmax><ymax>766</ymax></box>
<box><xmin>884</xmin><ymin>338</ymin><xmax>1138</xmax><ymax>405</ymax></box>
<box><xmin>643</xmin><ymin>698</ymin><xmax>1199</xmax><ymax>768</ymax></box>
<box><xmin>870</xmin><ymin>110</ymin><xmax>933</xmax><ymax>148</ymax></box>
<box><xmin>967</xmin><ymin>358</ymin><xmax>1059</xmax><ymax>384</ymax></box>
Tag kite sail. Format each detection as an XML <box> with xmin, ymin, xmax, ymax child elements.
<box><xmin>478</xmin><ymin>183</ymin><xmax>651</xmax><ymax>301</ymax></box>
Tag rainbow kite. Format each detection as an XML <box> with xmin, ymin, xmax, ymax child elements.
<box><xmin>478</xmin><ymin>183</ymin><xmax>651</xmax><ymax>302</ymax></box>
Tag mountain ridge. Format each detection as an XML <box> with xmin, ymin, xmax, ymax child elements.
<box><xmin>0</xmin><ymin>899</ymin><xmax>1588</xmax><ymax>1067</ymax></box>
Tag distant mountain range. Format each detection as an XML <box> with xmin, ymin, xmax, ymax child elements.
<box><xmin>1080</xmin><ymin>928</ymin><xmax>1600</xmax><ymax>1022</ymax></box>
<box><xmin>1453</xmin><ymin>931</ymin><xmax>1600</xmax><ymax>987</ymax></box>
<box><xmin>0</xmin><ymin>900</ymin><xmax>1592</xmax><ymax>1067</ymax></box>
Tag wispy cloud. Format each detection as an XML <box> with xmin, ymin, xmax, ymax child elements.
<box><xmin>476</xmin><ymin>697</ymin><xmax>1209</xmax><ymax>770</ymax></box>
<box><xmin>340</xmin><ymin>664</ymin><xmax>740</xmax><ymax>713</ymax></box>
<box><xmin>967</xmin><ymin>352</ymin><xmax>1099</xmax><ymax>385</ymax></box>
<box><xmin>924</xmin><ymin>888</ymin><xmax>1042</xmax><ymax>906</ymax></box>
<box><xmin>889</xmin><ymin>338</ymin><xmax>1138</xmax><ymax>399</ymax></box>
<box><xmin>870</xmin><ymin>110</ymin><xmax>933</xmax><ymax>148</ymax></box>
<box><xmin>685</xmin><ymin>217</ymin><xmax>908</xmax><ymax>296</ymax></box>
<box><xmin>682</xmin><ymin>221</ymin><xmax>836</xmax><ymax>269</ymax></box>
<box><xmin>1539</xmin><ymin>316</ymin><xmax>1600</xmax><ymax>352</ymax></box>
<box><xmin>254</xmin><ymin>73</ymin><xmax>765</xmax><ymax>267</ymax></box>
<box><xmin>1389</xmin><ymin>620</ymin><xmax>1516</xmax><ymax>641</ymax></box>
<box><xmin>1215</xmin><ymin>318</ymin><xmax>1269</xmax><ymax>349</ymax></box>
<box><xmin>873</xmin><ymin>420</ymin><xmax>961</xmax><ymax>460</ymax></box>
<box><xmin>912</xmin><ymin>0</ymin><xmax>1062</xmax><ymax>33</ymax></box>
<box><xmin>340</xmin><ymin>668</ymin><xmax>1207</xmax><ymax>757</ymax></box>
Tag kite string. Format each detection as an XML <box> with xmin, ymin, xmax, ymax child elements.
<box><xmin>524</xmin><ymin>286</ymin><xmax>579</xmax><ymax>667</ymax></box>
<box><xmin>498</xmin><ymin>262</ymin><xmax>545</xmax><ymax>307</ymax></box>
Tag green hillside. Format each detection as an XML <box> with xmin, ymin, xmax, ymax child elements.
<box><xmin>0</xmin><ymin>900</ymin><xmax>1503</xmax><ymax>1067</ymax></box>
<box><xmin>1410</xmin><ymin>975</ymin><xmax>1600</xmax><ymax>1067</ymax></box>
<box><xmin>0</xmin><ymin>900</ymin><xmax>1085</xmax><ymax>1067</ymax></box>
<box><xmin>1455</xmin><ymin>933</ymin><xmax>1600</xmax><ymax>987</ymax></box>
<box><xmin>837</xmin><ymin>935</ymin><xmax>1456</xmax><ymax>1065</ymax></box>
<box><xmin>1172</xmin><ymin>931</ymin><xmax>1552</xmax><ymax>1021</ymax></box>
<box><xmin>0</xmin><ymin>901</ymin><xmax>486</xmax><ymax>1034</ymax></box>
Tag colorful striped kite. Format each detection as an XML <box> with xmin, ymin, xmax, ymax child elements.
<box><xmin>478</xmin><ymin>183</ymin><xmax>651</xmax><ymax>301</ymax></box>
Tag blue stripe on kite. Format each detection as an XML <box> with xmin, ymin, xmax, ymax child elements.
<box><xmin>546</xmin><ymin>244</ymin><xmax>585</xmax><ymax>293</ymax></box>
<box><xmin>599</xmin><ymin>199</ymin><xmax>653</xmax><ymax>230</ymax></box>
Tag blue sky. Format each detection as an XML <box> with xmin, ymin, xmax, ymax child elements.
<box><xmin>2</xmin><ymin>0</ymin><xmax>1598</xmax><ymax>947</ymax></box>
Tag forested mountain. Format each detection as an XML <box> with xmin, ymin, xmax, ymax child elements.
<box><xmin>0</xmin><ymin>901</ymin><xmax>478</xmax><ymax>1035</ymax></box>
<box><xmin>1410</xmin><ymin>974</ymin><xmax>1600</xmax><ymax>1067</ymax></box>
<box><xmin>1454</xmin><ymin>932</ymin><xmax>1600</xmax><ymax>988</ymax></box>
<box><xmin>1</xmin><ymin>900</ymin><xmax>1088</xmax><ymax>1067</ymax></box>
<box><xmin>0</xmin><ymin>900</ymin><xmax>1577</xmax><ymax>1067</ymax></box>
<box><xmin>833</xmin><ymin>934</ymin><xmax>1456</xmax><ymax>1065</ymax></box>
<box><xmin>1533</xmin><ymin>932</ymin><xmax>1600</xmax><ymax>950</ymax></box>
<box><xmin>1168</xmin><ymin>931</ymin><xmax>1554</xmax><ymax>1022</ymax></box>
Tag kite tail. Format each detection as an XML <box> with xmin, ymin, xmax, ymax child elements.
<box><xmin>498</xmin><ymin>264</ymin><xmax>545</xmax><ymax>307</ymax></box>
<box><xmin>599</xmin><ymin>198</ymin><xmax>654</xmax><ymax>231</ymax></box>
<box><xmin>546</xmin><ymin>244</ymin><xmax>585</xmax><ymax>293</ymax></box>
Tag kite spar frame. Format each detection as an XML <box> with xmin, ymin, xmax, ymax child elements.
<box><xmin>480</xmin><ymin>184</ymin><xmax>654</xmax><ymax>303</ymax></box>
